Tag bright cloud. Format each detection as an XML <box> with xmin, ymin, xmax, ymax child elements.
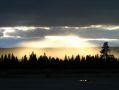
<box><xmin>20</xmin><ymin>36</ymin><xmax>93</xmax><ymax>48</ymax></box>
<box><xmin>0</xmin><ymin>25</ymin><xmax>119</xmax><ymax>47</ymax></box>
<box><xmin>80</xmin><ymin>25</ymin><xmax>119</xmax><ymax>30</ymax></box>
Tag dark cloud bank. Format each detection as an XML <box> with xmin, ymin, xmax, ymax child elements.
<box><xmin>0</xmin><ymin>0</ymin><xmax>118</xmax><ymax>26</ymax></box>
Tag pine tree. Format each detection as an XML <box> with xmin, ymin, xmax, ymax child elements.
<box><xmin>100</xmin><ymin>42</ymin><xmax>110</xmax><ymax>59</ymax></box>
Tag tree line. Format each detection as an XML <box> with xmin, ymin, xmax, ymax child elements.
<box><xmin>0</xmin><ymin>42</ymin><xmax>119</xmax><ymax>70</ymax></box>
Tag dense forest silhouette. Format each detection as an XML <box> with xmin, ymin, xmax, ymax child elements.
<box><xmin>0</xmin><ymin>42</ymin><xmax>119</xmax><ymax>70</ymax></box>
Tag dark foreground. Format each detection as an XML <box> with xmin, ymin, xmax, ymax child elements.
<box><xmin>0</xmin><ymin>70</ymin><xmax>119</xmax><ymax>90</ymax></box>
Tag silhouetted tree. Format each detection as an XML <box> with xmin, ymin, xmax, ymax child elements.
<box><xmin>0</xmin><ymin>42</ymin><xmax>118</xmax><ymax>70</ymax></box>
<box><xmin>29</xmin><ymin>51</ymin><xmax>37</xmax><ymax>66</ymax></box>
<box><xmin>100</xmin><ymin>42</ymin><xmax>110</xmax><ymax>59</ymax></box>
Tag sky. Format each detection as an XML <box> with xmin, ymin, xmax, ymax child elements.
<box><xmin>0</xmin><ymin>0</ymin><xmax>119</xmax><ymax>47</ymax></box>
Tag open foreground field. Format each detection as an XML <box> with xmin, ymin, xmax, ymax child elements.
<box><xmin>0</xmin><ymin>71</ymin><xmax>119</xmax><ymax>90</ymax></box>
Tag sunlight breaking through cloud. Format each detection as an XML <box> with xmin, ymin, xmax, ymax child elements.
<box><xmin>0</xmin><ymin>25</ymin><xmax>118</xmax><ymax>47</ymax></box>
<box><xmin>20</xmin><ymin>35</ymin><xmax>118</xmax><ymax>48</ymax></box>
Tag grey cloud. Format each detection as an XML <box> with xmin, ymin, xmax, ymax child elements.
<box><xmin>0</xmin><ymin>0</ymin><xmax>119</xmax><ymax>26</ymax></box>
<box><xmin>6</xmin><ymin>27</ymin><xmax>70</xmax><ymax>38</ymax></box>
<box><xmin>1</xmin><ymin>25</ymin><xmax>119</xmax><ymax>47</ymax></box>
<box><xmin>77</xmin><ymin>29</ymin><xmax>119</xmax><ymax>39</ymax></box>
<box><xmin>6</xmin><ymin>27</ymin><xmax>119</xmax><ymax>39</ymax></box>
<box><xmin>0</xmin><ymin>32</ymin><xmax>3</xmax><ymax>37</ymax></box>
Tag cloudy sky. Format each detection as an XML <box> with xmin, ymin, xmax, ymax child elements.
<box><xmin>0</xmin><ymin>0</ymin><xmax>119</xmax><ymax>47</ymax></box>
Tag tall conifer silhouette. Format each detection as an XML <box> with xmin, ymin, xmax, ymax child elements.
<box><xmin>100</xmin><ymin>42</ymin><xmax>110</xmax><ymax>59</ymax></box>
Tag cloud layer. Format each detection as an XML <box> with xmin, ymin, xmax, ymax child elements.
<box><xmin>0</xmin><ymin>25</ymin><xmax>119</xmax><ymax>47</ymax></box>
<box><xmin>1</xmin><ymin>25</ymin><xmax>119</xmax><ymax>39</ymax></box>
<box><xmin>0</xmin><ymin>0</ymin><xmax>119</xmax><ymax>26</ymax></box>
